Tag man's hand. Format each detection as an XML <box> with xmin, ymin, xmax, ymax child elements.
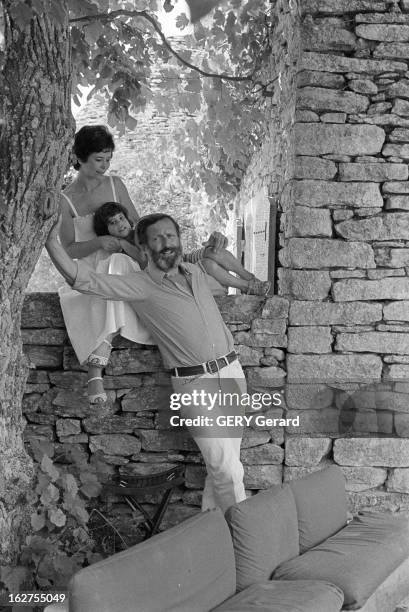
<box><xmin>98</xmin><ymin>235</ymin><xmax>122</xmax><ymax>253</ymax></box>
<box><xmin>202</xmin><ymin>231</ymin><xmax>228</xmax><ymax>253</ymax></box>
<box><xmin>46</xmin><ymin>214</ymin><xmax>63</xmax><ymax>246</ymax></box>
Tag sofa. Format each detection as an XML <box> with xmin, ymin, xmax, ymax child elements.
<box><xmin>46</xmin><ymin>465</ymin><xmax>409</xmax><ymax>612</ymax></box>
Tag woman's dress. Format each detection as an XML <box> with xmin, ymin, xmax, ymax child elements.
<box><xmin>58</xmin><ymin>176</ymin><xmax>154</xmax><ymax>364</ymax></box>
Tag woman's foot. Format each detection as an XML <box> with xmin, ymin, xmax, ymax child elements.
<box><xmin>88</xmin><ymin>376</ymin><xmax>107</xmax><ymax>404</ymax></box>
<box><xmin>246</xmin><ymin>279</ymin><xmax>272</xmax><ymax>296</ymax></box>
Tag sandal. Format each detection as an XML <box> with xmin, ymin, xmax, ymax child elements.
<box><xmin>246</xmin><ymin>279</ymin><xmax>272</xmax><ymax>296</ymax></box>
<box><xmin>88</xmin><ymin>376</ymin><xmax>107</xmax><ymax>404</ymax></box>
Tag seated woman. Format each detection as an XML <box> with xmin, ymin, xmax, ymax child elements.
<box><xmin>94</xmin><ymin>202</ymin><xmax>271</xmax><ymax>296</ymax></box>
<box><xmin>58</xmin><ymin>125</ymin><xmax>154</xmax><ymax>405</ymax></box>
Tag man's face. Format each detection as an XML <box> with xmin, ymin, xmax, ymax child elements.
<box><xmin>145</xmin><ymin>218</ymin><xmax>182</xmax><ymax>272</ymax></box>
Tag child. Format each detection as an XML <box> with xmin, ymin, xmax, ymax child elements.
<box><xmin>94</xmin><ymin>202</ymin><xmax>271</xmax><ymax>295</ymax></box>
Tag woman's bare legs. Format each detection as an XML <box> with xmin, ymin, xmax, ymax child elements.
<box><xmin>200</xmin><ymin>257</ymin><xmax>271</xmax><ymax>295</ymax></box>
<box><xmin>203</xmin><ymin>248</ymin><xmax>255</xmax><ymax>281</ymax></box>
<box><xmin>87</xmin><ymin>333</ymin><xmax>116</xmax><ymax>403</ymax></box>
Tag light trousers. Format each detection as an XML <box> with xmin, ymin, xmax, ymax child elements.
<box><xmin>171</xmin><ymin>359</ymin><xmax>247</xmax><ymax>513</ymax></box>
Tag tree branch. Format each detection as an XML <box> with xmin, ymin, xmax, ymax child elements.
<box><xmin>69</xmin><ymin>9</ymin><xmax>255</xmax><ymax>83</ymax></box>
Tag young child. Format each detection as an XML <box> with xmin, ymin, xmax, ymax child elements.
<box><xmin>94</xmin><ymin>202</ymin><xmax>271</xmax><ymax>295</ymax></box>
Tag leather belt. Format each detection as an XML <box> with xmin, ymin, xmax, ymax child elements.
<box><xmin>170</xmin><ymin>351</ymin><xmax>238</xmax><ymax>377</ymax></box>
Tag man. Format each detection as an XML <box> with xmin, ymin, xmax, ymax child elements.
<box><xmin>46</xmin><ymin>213</ymin><xmax>247</xmax><ymax>512</ymax></box>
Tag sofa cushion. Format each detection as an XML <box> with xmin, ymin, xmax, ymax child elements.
<box><xmin>211</xmin><ymin>580</ymin><xmax>344</xmax><ymax>612</ymax></box>
<box><xmin>274</xmin><ymin>511</ymin><xmax>409</xmax><ymax>610</ymax></box>
<box><xmin>225</xmin><ymin>484</ymin><xmax>299</xmax><ymax>592</ymax></box>
<box><xmin>69</xmin><ymin>508</ymin><xmax>236</xmax><ymax>612</ymax></box>
<box><xmin>288</xmin><ymin>465</ymin><xmax>348</xmax><ymax>553</ymax></box>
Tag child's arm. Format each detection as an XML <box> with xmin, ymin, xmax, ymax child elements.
<box><xmin>119</xmin><ymin>239</ymin><xmax>147</xmax><ymax>269</ymax></box>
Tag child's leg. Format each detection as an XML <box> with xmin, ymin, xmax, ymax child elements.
<box><xmin>87</xmin><ymin>333</ymin><xmax>115</xmax><ymax>404</ymax></box>
<box><xmin>204</xmin><ymin>247</ymin><xmax>255</xmax><ymax>281</ymax></box>
<box><xmin>200</xmin><ymin>258</ymin><xmax>250</xmax><ymax>291</ymax></box>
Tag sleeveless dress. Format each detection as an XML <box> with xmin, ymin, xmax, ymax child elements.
<box><xmin>58</xmin><ymin>176</ymin><xmax>154</xmax><ymax>364</ymax></box>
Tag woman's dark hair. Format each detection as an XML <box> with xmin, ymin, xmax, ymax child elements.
<box><xmin>94</xmin><ymin>202</ymin><xmax>130</xmax><ymax>236</ymax></box>
<box><xmin>136</xmin><ymin>213</ymin><xmax>180</xmax><ymax>245</ymax></box>
<box><xmin>72</xmin><ymin>125</ymin><xmax>115</xmax><ymax>170</ymax></box>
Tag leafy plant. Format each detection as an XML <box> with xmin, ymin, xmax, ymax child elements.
<box><xmin>0</xmin><ymin>440</ymin><xmax>111</xmax><ymax>594</ymax></box>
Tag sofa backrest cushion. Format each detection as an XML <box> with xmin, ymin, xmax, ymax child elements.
<box><xmin>288</xmin><ymin>465</ymin><xmax>348</xmax><ymax>554</ymax></box>
<box><xmin>225</xmin><ymin>484</ymin><xmax>299</xmax><ymax>592</ymax></box>
<box><xmin>69</xmin><ymin>508</ymin><xmax>236</xmax><ymax>612</ymax></box>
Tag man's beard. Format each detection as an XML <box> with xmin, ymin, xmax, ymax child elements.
<box><xmin>150</xmin><ymin>246</ymin><xmax>182</xmax><ymax>271</ymax></box>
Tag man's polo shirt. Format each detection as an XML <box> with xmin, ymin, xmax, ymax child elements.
<box><xmin>73</xmin><ymin>260</ymin><xmax>234</xmax><ymax>369</ymax></box>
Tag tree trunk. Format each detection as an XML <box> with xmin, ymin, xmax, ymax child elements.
<box><xmin>0</xmin><ymin>2</ymin><xmax>73</xmax><ymax>564</ymax></box>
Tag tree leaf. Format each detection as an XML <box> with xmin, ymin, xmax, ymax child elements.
<box><xmin>40</xmin><ymin>483</ymin><xmax>59</xmax><ymax>506</ymax></box>
<box><xmin>31</xmin><ymin>512</ymin><xmax>46</xmax><ymax>532</ymax></box>
<box><xmin>40</xmin><ymin>455</ymin><xmax>59</xmax><ymax>482</ymax></box>
<box><xmin>175</xmin><ymin>13</ymin><xmax>190</xmax><ymax>30</ymax></box>
<box><xmin>48</xmin><ymin>508</ymin><xmax>67</xmax><ymax>528</ymax></box>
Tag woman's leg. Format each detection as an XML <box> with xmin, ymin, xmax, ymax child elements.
<box><xmin>204</xmin><ymin>248</ymin><xmax>255</xmax><ymax>281</ymax></box>
<box><xmin>87</xmin><ymin>333</ymin><xmax>115</xmax><ymax>403</ymax></box>
<box><xmin>200</xmin><ymin>258</ymin><xmax>250</xmax><ymax>291</ymax></box>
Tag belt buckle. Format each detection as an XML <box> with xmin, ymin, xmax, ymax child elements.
<box><xmin>206</xmin><ymin>359</ymin><xmax>219</xmax><ymax>374</ymax></box>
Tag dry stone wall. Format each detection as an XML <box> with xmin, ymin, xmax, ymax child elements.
<box><xmin>279</xmin><ymin>0</ymin><xmax>409</xmax><ymax>511</ymax></box>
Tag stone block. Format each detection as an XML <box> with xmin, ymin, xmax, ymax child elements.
<box><xmin>246</xmin><ymin>366</ymin><xmax>286</xmax><ymax>389</ymax></box>
<box><xmin>285</xmin><ymin>437</ymin><xmax>332</xmax><ymax>466</ymax></box>
<box><xmin>56</xmin><ymin>418</ymin><xmax>81</xmax><ymax>438</ymax></box>
<box><xmin>396</xmin><ymin>414</ymin><xmax>409</xmax><ymax>438</ymax></box>
<box><xmin>89</xmin><ymin>434</ymin><xmax>142</xmax><ymax>456</ymax></box>
<box><xmin>241</xmin><ymin>443</ymin><xmax>284</xmax><ymax>465</ymax></box>
<box><xmin>287</xmin><ymin>354</ymin><xmax>382</xmax><ymax>384</ymax></box>
<box><xmin>48</xmin><ymin>371</ymin><xmax>88</xmax><ymax>389</ymax></box>
<box><xmin>357</xmin><ymin>24</ymin><xmax>409</xmax><ymax>42</ymax></box>
<box><xmin>216</xmin><ymin>295</ymin><xmax>263</xmax><ymax>324</ymax></box>
<box><xmin>52</xmin><ymin>389</ymin><xmax>116</xmax><ymax>418</ymax></box>
<box><xmin>385</xmin><ymin>364</ymin><xmax>409</xmax><ymax>380</ymax></box>
<box><xmin>389</xmin><ymin>128</ymin><xmax>409</xmax><ymax>142</ymax></box>
<box><xmin>384</xmin><ymin>181</ymin><xmax>409</xmax><ymax>194</ymax></box>
<box><xmin>286</xmin><ymin>383</ymin><xmax>334</xmax><ymax>410</ymax></box>
<box><xmin>83</xmin><ymin>415</ymin><xmax>153</xmax><ymax>434</ymax></box>
<box><xmin>22</xmin><ymin>329</ymin><xmax>66</xmax><ymax>345</ymax></box>
<box><xmin>333</xmin><ymin>277</ymin><xmax>409</xmax><ymax>302</ymax></box>
<box><xmin>139</xmin><ymin>430</ymin><xmax>198</xmax><ymax>452</ymax></box>
<box><xmin>288</xmin><ymin>326</ymin><xmax>332</xmax><ymax>354</ymax></box>
<box><xmin>22</xmin><ymin>293</ymin><xmax>64</xmax><ymax>328</ymax></box>
<box><xmin>303</xmin><ymin>24</ymin><xmax>357</xmax><ymax>53</ymax></box>
<box><xmin>301</xmin><ymin>52</ymin><xmax>406</xmax><ymax>75</ymax></box>
<box><xmin>295</xmin><ymin>123</ymin><xmax>385</xmax><ymax>156</ymax></box>
<box><xmin>285</xmin><ymin>206</ymin><xmax>332</xmax><ymax>237</ymax></box>
<box><xmin>383</xmin><ymin>143</ymin><xmax>409</xmax><ymax>158</ymax></box>
<box><xmin>121</xmin><ymin>386</ymin><xmax>171</xmax><ymax>412</ymax></box>
<box><xmin>298</xmin><ymin>70</ymin><xmax>345</xmax><ymax>89</ymax></box>
<box><xmin>348</xmin><ymin>79</ymin><xmax>378</xmax><ymax>95</ymax></box>
<box><xmin>241</xmin><ymin>429</ymin><xmax>271</xmax><ymax>448</ymax></box>
<box><xmin>283</xmin><ymin>461</ymin><xmax>334</xmax><ymax>483</ymax></box>
<box><xmin>261</xmin><ymin>296</ymin><xmax>289</xmax><ymax>319</ymax></box>
<box><xmin>296</xmin><ymin>110</ymin><xmax>319</xmax><ymax>122</ymax></box>
<box><xmin>59</xmin><ymin>434</ymin><xmax>88</xmax><ymax>444</ymax></box>
<box><xmin>24</xmin><ymin>346</ymin><xmax>63</xmax><ymax>368</ymax></box>
<box><xmin>393</xmin><ymin>99</ymin><xmax>409</xmax><ymax>116</ymax></box>
<box><xmin>334</xmin><ymin>437</ymin><xmax>409</xmax><ymax>466</ymax></box>
<box><xmin>320</xmin><ymin>112</ymin><xmax>346</xmax><ymax>123</ymax></box>
<box><xmin>286</xmin><ymin>409</ymin><xmax>340</xmax><ymax>434</ymax></box>
<box><xmin>289</xmin><ymin>301</ymin><xmax>382</xmax><ymax>326</ymax></box>
<box><xmin>280</xmin><ymin>238</ymin><xmax>375</xmax><ymax>269</ymax></box>
<box><xmin>387</xmin><ymin>468</ymin><xmax>409</xmax><ymax>492</ymax></box>
<box><xmin>336</xmin><ymin>332</ymin><xmax>409</xmax><ymax>354</ymax></box>
<box><xmin>235</xmin><ymin>345</ymin><xmax>262</xmax><ymax>366</ymax></box>
<box><xmin>298</xmin><ymin>87</ymin><xmax>368</xmax><ymax>114</ymax></box>
<box><xmin>244</xmin><ymin>465</ymin><xmax>283</xmax><ymax>490</ymax></box>
<box><xmin>338</xmin><ymin>162</ymin><xmax>408</xmax><ymax>181</ymax></box>
<box><xmin>341</xmin><ymin>466</ymin><xmax>388</xmax><ymax>491</ymax></box>
<box><xmin>387</xmin><ymin>79</ymin><xmax>409</xmax><ymax>100</ymax></box>
<box><xmin>302</xmin><ymin>0</ymin><xmax>386</xmax><ymax>13</ymax></box>
<box><xmin>278</xmin><ymin>269</ymin><xmax>331</xmax><ymax>300</ymax></box>
<box><xmin>294</xmin><ymin>180</ymin><xmax>382</xmax><ymax>208</ymax></box>
<box><xmin>251</xmin><ymin>319</ymin><xmax>287</xmax><ymax>335</ymax></box>
<box><xmin>107</xmin><ymin>349</ymin><xmax>163</xmax><ymax>375</ymax></box>
<box><xmin>337</xmin><ymin>214</ymin><xmax>409</xmax><ymax>241</ymax></box>
<box><xmin>386</xmin><ymin>196</ymin><xmax>409</xmax><ymax>211</ymax></box>
<box><xmin>294</xmin><ymin>156</ymin><xmax>337</xmax><ymax>180</ymax></box>
<box><xmin>347</xmin><ymin>490</ymin><xmax>409</xmax><ymax>514</ymax></box>
<box><xmin>384</xmin><ymin>301</ymin><xmax>409</xmax><ymax>321</ymax></box>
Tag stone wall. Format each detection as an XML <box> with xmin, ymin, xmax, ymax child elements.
<box><xmin>22</xmin><ymin>293</ymin><xmax>288</xmax><ymax>537</ymax></box>
<box><xmin>281</xmin><ymin>0</ymin><xmax>409</xmax><ymax>510</ymax></box>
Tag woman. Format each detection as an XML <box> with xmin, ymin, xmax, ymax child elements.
<box><xmin>59</xmin><ymin>125</ymin><xmax>153</xmax><ymax>404</ymax></box>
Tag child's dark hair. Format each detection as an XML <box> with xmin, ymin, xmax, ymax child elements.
<box><xmin>94</xmin><ymin>202</ymin><xmax>130</xmax><ymax>236</ymax></box>
<box><xmin>72</xmin><ymin>125</ymin><xmax>115</xmax><ymax>170</ymax></box>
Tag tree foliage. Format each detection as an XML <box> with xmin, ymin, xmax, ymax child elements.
<box><xmin>2</xmin><ymin>0</ymin><xmax>273</xmax><ymax>227</ymax></box>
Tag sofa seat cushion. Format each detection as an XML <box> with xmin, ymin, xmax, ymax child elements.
<box><xmin>225</xmin><ymin>484</ymin><xmax>299</xmax><ymax>591</ymax></box>
<box><xmin>211</xmin><ymin>580</ymin><xmax>344</xmax><ymax>612</ymax></box>
<box><xmin>69</xmin><ymin>508</ymin><xmax>236</xmax><ymax>612</ymax></box>
<box><xmin>289</xmin><ymin>465</ymin><xmax>348</xmax><ymax>553</ymax></box>
<box><xmin>274</xmin><ymin>512</ymin><xmax>409</xmax><ymax>610</ymax></box>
